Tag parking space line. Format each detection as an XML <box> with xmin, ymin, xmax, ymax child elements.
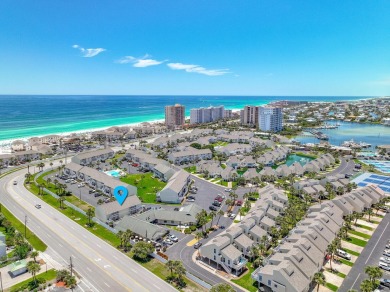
<box><xmin>365</xmin><ymin>221</ymin><xmax>389</xmax><ymax>264</ymax></box>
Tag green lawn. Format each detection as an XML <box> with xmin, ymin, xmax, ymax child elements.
<box><xmin>342</xmin><ymin>248</ymin><xmax>360</xmax><ymax>257</ymax></box>
<box><xmin>349</xmin><ymin>230</ymin><xmax>371</xmax><ymax>240</ymax></box>
<box><xmin>8</xmin><ymin>269</ymin><xmax>57</xmax><ymax>292</ymax></box>
<box><xmin>339</xmin><ymin>258</ymin><xmax>354</xmax><ymax>267</ymax></box>
<box><xmin>184</xmin><ymin>166</ymin><xmax>197</xmax><ymax>173</ymax></box>
<box><xmin>325</xmin><ymin>282</ymin><xmax>339</xmax><ymax>291</ymax></box>
<box><xmin>120</xmin><ymin>173</ymin><xmax>166</xmax><ymax>203</ymax></box>
<box><xmin>237</xmin><ymin>167</ymin><xmax>248</xmax><ymax>176</ymax></box>
<box><xmin>355</xmin><ymin>223</ymin><xmax>374</xmax><ymax>231</ymax></box>
<box><xmin>127</xmin><ymin>255</ymin><xmax>207</xmax><ymax>291</ymax></box>
<box><xmin>231</xmin><ymin>263</ymin><xmax>258</xmax><ymax>292</ymax></box>
<box><xmin>345</xmin><ymin>236</ymin><xmax>367</xmax><ymax>247</ymax></box>
<box><xmin>218</xmin><ymin>180</ymin><xmax>237</xmax><ymax>187</ymax></box>
<box><xmin>0</xmin><ymin>205</ymin><xmax>47</xmax><ymax>252</ymax></box>
<box><xmin>25</xmin><ymin>178</ymin><xmax>120</xmax><ymax>247</ymax></box>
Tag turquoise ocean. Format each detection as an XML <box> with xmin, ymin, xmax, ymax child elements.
<box><xmin>0</xmin><ymin>95</ymin><xmax>375</xmax><ymax>143</ymax></box>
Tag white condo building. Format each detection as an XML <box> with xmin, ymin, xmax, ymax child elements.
<box><xmin>259</xmin><ymin>106</ymin><xmax>283</xmax><ymax>132</ymax></box>
<box><xmin>190</xmin><ymin>106</ymin><xmax>224</xmax><ymax>124</ymax></box>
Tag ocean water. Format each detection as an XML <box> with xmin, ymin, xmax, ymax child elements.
<box><xmin>295</xmin><ymin>120</ymin><xmax>390</xmax><ymax>150</ymax></box>
<box><xmin>0</xmin><ymin>95</ymin><xmax>374</xmax><ymax>143</ymax></box>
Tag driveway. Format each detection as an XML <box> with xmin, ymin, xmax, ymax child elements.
<box><xmin>338</xmin><ymin>212</ymin><xmax>390</xmax><ymax>292</ymax></box>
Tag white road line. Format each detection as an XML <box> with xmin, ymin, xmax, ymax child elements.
<box><xmin>365</xmin><ymin>221</ymin><xmax>389</xmax><ymax>264</ymax></box>
<box><xmin>113</xmin><ymin>255</ymin><xmax>119</xmax><ymax>260</ymax></box>
<box><xmin>58</xmin><ymin>243</ymin><xmax>63</xmax><ymax>247</ymax></box>
<box><xmin>131</xmin><ymin>268</ymin><xmax>138</xmax><ymax>274</ymax></box>
<box><xmin>87</xmin><ymin>267</ymin><xmax>92</xmax><ymax>272</ymax></box>
<box><xmin>96</xmin><ymin>243</ymin><xmax>101</xmax><ymax>248</ymax></box>
<box><xmin>104</xmin><ymin>282</ymin><xmax>110</xmax><ymax>287</ymax></box>
<box><xmin>153</xmin><ymin>284</ymin><xmax>161</xmax><ymax>290</ymax></box>
<box><xmin>72</xmin><ymin>254</ymin><xmax>77</xmax><ymax>259</ymax></box>
<box><xmin>351</xmin><ymin>273</ymin><xmax>361</xmax><ymax>289</ymax></box>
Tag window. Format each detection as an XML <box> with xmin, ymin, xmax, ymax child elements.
<box><xmin>268</xmin><ymin>280</ymin><xmax>271</xmax><ymax>286</ymax></box>
<box><xmin>274</xmin><ymin>284</ymin><xmax>278</xmax><ymax>288</ymax></box>
<box><xmin>228</xmin><ymin>260</ymin><xmax>230</xmax><ymax>265</ymax></box>
<box><xmin>214</xmin><ymin>249</ymin><xmax>216</xmax><ymax>253</ymax></box>
<box><xmin>259</xmin><ymin>275</ymin><xmax>262</xmax><ymax>281</ymax></box>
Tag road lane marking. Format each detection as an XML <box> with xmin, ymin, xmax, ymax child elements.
<box><xmin>113</xmin><ymin>256</ymin><xmax>119</xmax><ymax>260</ymax></box>
<box><xmin>351</xmin><ymin>273</ymin><xmax>361</xmax><ymax>289</ymax></box>
<box><xmin>58</xmin><ymin>243</ymin><xmax>63</xmax><ymax>247</ymax></box>
<box><xmin>153</xmin><ymin>284</ymin><xmax>161</xmax><ymax>290</ymax></box>
<box><xmin>131</xmin><ymin>268</ymin><xmax>138</xmax><ymax>274</ymax></box>
<box><xmin>96</xmin><ymin>243</ymin><xmax>101</xmax><ymax>248</ymax></box>
<box><xmin>87</xmin><ymin>267</ymin><xmax>92</xmax><ymax>272</ymax></box>
<box><xmin>104</xmin><ymin>282</ymin><xmax>110</xmax><ymax>287</ymax></box>
<box><xmin>104</xmin><ymin>265</ymin><xmax>111</xmax><ymax>269</ymax></box>
<box><xmin>95</xmin><ymin>258</ymin><xmax>101</xmax><ymax>262</ymax></box>
<box><xmin>365</xmin><ymin>221</ymin><xmax>389</xmax><ymax>264</ymax></box>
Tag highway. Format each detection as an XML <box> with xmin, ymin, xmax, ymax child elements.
<box><xmin>0</xmin><ymin>165</ymin><xmax>177</xmax><ymax>292</ymax></box>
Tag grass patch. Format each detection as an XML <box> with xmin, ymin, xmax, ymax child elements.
<box><xmin>342</xmin><ymin>248</ymin><xmax>360</xmax><ymax>257</ymax></box>
<box><xmin>355</xmin><ymin>224</ymin><xmax>373</xmax><ymax>231</ymax></box>
<box><xmin>8</xmin><ymin>269</ymin><xmax>57</xmax><ymax>292</ymax></box>
<box><xmin>325</xmin><ymin>282</ymin><xmax>339</xmax><ymax>291</ymax></box>
<box><xmin>120</xmin><ymin>173</ymin><xmax>166</xmax><ymax>204</ymax></box>
<box><xmin>345</xmin><ymin>236</ymin><xmax>367</xmax><ymax>247</ymax></box>
<box><xmin>237</xmin><ymin>167</ymin><xmax>248</xmax><ymax>176</ymax></box>
<box><xmin>365</xmin><ymin>219</ymin><xmax>380</xmax><ymax>224</ymax></box>
<box><xmin>349</xmin><ymin>230</ymin><xmax>371</xmax><ymax>239</ymax></box>
<box><xmin>339</xmin><ymin>258</ymin><xmax>354</xmax><ymax>267</ymax></box>
<box><xmin>231</xmin><ymin>263</ymin><xmax>258</xmax><ymax>292</ymax></box>
<box><xmin>128</xmin><ymin>255</ymin><xmax>207</xmax><ymax>291</ymax></box>
<box><xmin>25</xmin><ymin>177</ymin><xmax>120</xmax><ymax>247</ymax></box>
<box><xmin>184</xmin><ymin>166</ymin><xmax>196</xmax><ymax>173</ymax></box>
<box><xmin>0</xmin><ymin>205</ymin><xmax>47</xmax><ymax>252</ymax></box>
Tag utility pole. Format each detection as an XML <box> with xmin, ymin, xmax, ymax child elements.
<box><xmin>24</xmin><ymin>215</ymin><xmax>28</xmax><ymax>237</ymax></box>
<box><xmin>0</xmin><ymin>271</ymin><xmax>3</xmax><ymax>292</ymax></box>
<box><xmin>69</xmin><ymin>256</ymin><xmax>73</xmax><ymax>277</ymax></box>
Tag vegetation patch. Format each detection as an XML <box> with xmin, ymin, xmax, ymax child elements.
<box><xmin>325</xmin><ymin>282</ymin><xmax>339</xmax><ymax>291</ymax></box>
<box><xmin>349</xmin><ymin>230</ymin><xmax>371</xmax><ymax>240</ymax></box>
<box><xmin>342</xmin><ymin>248</ymin><xmax>360</xmax><ymax>257</ymax></box>
<box><xmin>231</xmin><ymin>263</ymin><xmax>258</xmax><ymax>292</ymax></box>
<box><xmin>356</xmin><ymin>224</ymin><xmax>374</xmax><ymax>231</ymax></box>
<box><xmin>9</xmin><ymin>269</ymin><xmax>57</xmax><ymax>292</ymax></box>
<box><xmin>339</xmin><ymin>258</ymin><xmax>354</xmax><ymax>267</ymax></box>
<box><xmin>184</xmin><ymin>166</ymin><xmax>197</xmax><ymax>173</ymax></box>
<box><xmin>120</xmin><ymin>173</ymin><xmax>166</xmax><ymax>203</ymax></box>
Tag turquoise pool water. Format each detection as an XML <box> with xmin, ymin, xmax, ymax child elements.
<box><xmin>105</xmin><ymin>170</ymin><xmax>121</xmax><ymax>178</ymax></box>
<box><xmin>286</xmin><ymin>154</ymin><xmax>314</xmax><ymax>166</ymax></box>
<box><xmin>360</xmin><ymin>160</ymin><xmax>390</xmax><ymax>174</ymax></box>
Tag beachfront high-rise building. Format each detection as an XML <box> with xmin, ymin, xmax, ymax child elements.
<box><xmin>240</xmin><ymin>105</ymin><xmax>259</xmax><ymax>127</ymax></box>
<box><xmin>165</xmin><ymin>104</ymin><xmax>185</xmax><ymax>129</ymax></box>
<box><xmin>258</xmin><ymin>106</ymin><xmax>283</xmax><ymax>132</ymax></box>
<box><xmin>190</xmin><ymin>106</ymin><xmax>224</xmax><ymax>124</ymax></box>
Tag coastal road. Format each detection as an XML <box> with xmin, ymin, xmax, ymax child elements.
<box><xmin>0</xmin><ymin>166</ymin><xmax>177</xmax><ymax>292</ymax></box>
<box><xmin>338</xmin><ymin>212</ymin><xmax>390</xmax><ymax>292</ymax></box>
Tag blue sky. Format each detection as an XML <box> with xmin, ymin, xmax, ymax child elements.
<box><xmin>0</xmin><ymin>0</ymin><xmax>389</xmax><ymax>95</ymax></box>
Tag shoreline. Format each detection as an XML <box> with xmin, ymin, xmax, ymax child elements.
<box><xmin>0</xmin><ymin>96</ymin><xmax>385</xmax><ymax>147</ymax></box>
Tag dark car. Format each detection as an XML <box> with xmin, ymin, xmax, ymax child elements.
<box><xmin>194</xmin><ymin>242</ymin><xmax>202</xmax><ymax>249</ymax></box>
<box><xmin>94</xmin><ymin>193</ymin><xmax>102</xmax><ymax>197</ymax></box>
<box><xmin>380</xmin><ymin>278</ymin><xmax>390</xmax><ymax>287</ymax></box>
<box><xmin>209</xmin><ymin>205</ymin><xmax>218</xmax><ymax>211</ymax></box>
<box><xmin>212</xmin><ymin>201</ymin><xmax>221</xmax><ymax>207</ymax></box>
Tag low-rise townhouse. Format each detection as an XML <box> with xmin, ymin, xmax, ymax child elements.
<box><xmin>95</xmin><ymin>195</ymin><xmax>142</xmax><ymax>222</ymax></box>
<box><xmin>215</xmin><ymin>143</ymin><xmax>252</xmax><ymax>156</ymax></box>
<box><xmin>168</xmin><ymin>148</ymin><xmax>212</xmax><ymax>164</ymax></box>
<box><xmin>152</xmin><ymin>164</ymin><xmax>176</xmax><ymax>182</ymax></box>
<box><xmin>72</xmin><ymin>148</ymin><xmax>114</xmax><ymax>166</ymax></box>
<box><xmin>157</xmin><ymin>170</ymin><xmax>191</xmax><ymax>203</ymax></box>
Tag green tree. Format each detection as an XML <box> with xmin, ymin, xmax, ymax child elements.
<box><xmin>131</xmin><ymin>241</ymin><xmax>154</xmax><ymax>261</ymax></box>
<box><xmin>27</xmin><ymin>261</ymin><xmax>41</xmax><ymax>285</ymax></box>
<box><xmin>86</xmin><ymin>207</ymin><xmax>95</xmax><ymax>227</ymax></box>
<box><xmin>30</xmin><ymin>250</ymin><xmax>39</xmax><ymax>262</ymax></box>
<box><xmin>313</xmin><ymin>272</ymin><xmax>326</xmax><ymax>292</ymax></box>
<box><xmin>165</xmin><ymin>260</ymin><xmax>176</xmax><ymax>277</ymax></box>
<box><xmin>365</xmin><ymin>265</ymin><xmax>383</xmax><ymax>287</ymax></box>
<box><xmin>360</xmin><ymin>279</ymin><xmax>374</xmax><ymax>292</ymax></box>
<box><xmin>216</xmin><ymin>210</ymin><xmax>224</xmax><ymax>225</ymax></box>
<box><xmin>210</xmin><ymin>283</ymin><xmax>235</xmax><ymax>292</ymax></box>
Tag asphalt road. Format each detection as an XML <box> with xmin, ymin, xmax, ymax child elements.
<box><xmin>339</xmin><ymin>212</ymin><xmax>390</xmax><ymax>292</ymax></box>
<box><xmin>329</xmin><ymin>157</ymin><xmax>355</xmax><ymax>176</ymax></box>
<box><xmin>0</xmin><ymin>165</ymin><xmax>177</xmax><ymax>292</ymax></box>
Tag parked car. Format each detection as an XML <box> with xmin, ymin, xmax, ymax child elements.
<box><xmin>209</xmin><ymin>205</ymin><xmax>218</xmax><ymax>211</ymax></box>
<box><xmin>229</xmin><ymin>213</ymin><xmax>236</xmax><ymax>219</ymax></box>
<box><xmin>380</xmin><ymin>278</ymin><xmax>390</xmax><ymax>288</ymax></box>
<box><xmin>212</xmin><ymin>201</ymin><xmax>221</xmax><ymax>207</ymax></box>
<box><xmin>94</xmin><ymin>193</ymin><xmax>102</xmax><ymax>197</ymax></box>
<box><xmin>78</xmin><ymin>183</ymin><xmax>85</xmax><ymax>188</ymax></box>
<box><xmin>169</xmin><ymin>234</ymin><xmax>178</xmax><ymax>242</ymax></box>
<box><xmin>379</xmin><ymin>261</ymin><xmax>390</xmax><ymax>271</ymax></box>
<box><xmin>35</xmin><ymin>204</ymin><xmax>41</xmax><ymax>209</ymax></box>
<box><xmin>164</xmin><ymin>239</ymin><xmax>173</xmax><ymax>245</ymax></box>
<box><xmin>380</xmin><ymin>256</ymin><xmax>390</xmax><ymax>264</ymax></box>
<box><xmin>13</xmin><ymin>181</ymin><xmax>17</xmax><ymax>185</ymax></box>
<box><xmin>236</xmin><ymin>200</ymin><xmax>243</xmax><ymax>206</ymax></box>
<box><xmin>187</xmin><ymin>195</ymin><xmax>195</xmax><ymax>200</ymax></box>
<box><xmin>194</xmin><ymin>242</ymin><xmax>202</xmax><ymax>249</ymax></box>
<box><xmin>224</xmin><ymin>188</ymin><xmax>232</xmax><ymax>192</ymax></box>
<box><xmin>187</xmin><ymin>198</ymin><xmax>195</xmax><ymax>202</ymax></box>
<box><xmin>336</xmin><ymin>249</ymin><xmax>351</xmax><ymax>260</ymax></box>
<box><xmin>345</xmin><ymin>173</ymin><xmax>352</xmax><ymax>178</ymax></box>
<box><xmin>384</xmin><ymin>250</ymin><xmax>390</xmax><ymax>257</ymax></box>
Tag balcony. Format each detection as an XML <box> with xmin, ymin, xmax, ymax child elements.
<box><xmin>231</xmin><ymin>257</ymin><xmax>248</xmax><ymax>269</ymax></box>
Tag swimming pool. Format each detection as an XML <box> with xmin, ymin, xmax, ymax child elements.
<box><xmin>105</xmin><ymin>170</ymin><xmax>121</xmax><ymax>178</ymax></box>
<box><xmin>360</xmin><ymin>160</ymin><xmax>390</xmax><ymax>174</ymax></box>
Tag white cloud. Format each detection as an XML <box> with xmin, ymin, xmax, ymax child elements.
<box><xmin>167</xmin><ymin>62</ymin><xmax>230</xmax><ymax>76</ymax></box>
<box><xmin>72</xmin><ymin>44</ymin><xmax>106</xmax><ymax>58</ymax></box>
<box><xmin>369</xmin><ymin>78</ymin><xmax>390</xmax><ymax>86</ymax></box>
<box><xmin>117</xmin><ymin>54</ymin><xmax>165</xmax><ymax>67</ymax></box>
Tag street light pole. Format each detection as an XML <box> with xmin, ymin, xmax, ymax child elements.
<box><xmin>79</xmin><ymin>189</ymin><xmax>81</xmax><ymax>200</ymax></box>
<box><xmin>24</xmin><ymin>215</ymin><xmax>27</xmax><ymax>237</ymax></box>
<box><xmin>0</xmin><ymin>271</ymin><xmax>3</xmax><ymax>292</ymax></box>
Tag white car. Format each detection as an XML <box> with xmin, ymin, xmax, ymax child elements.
<box><xmin>224</xmin><ymin>188</ymin><xmax>232</xmax><ymax>192</ymax></box>
<box><xmin>187</xmin><ymin>198</ymin><xmax>195</xmax><ymax>202</ymax></box>
<box><xmin>169</xmin><ymin>235</ymin><xmax>179</xmax><ymax>242</ymax></box>
<box><xmin>380</xmin><ymin>256</ymin><xmax>390</xmax><ymax>264</ymax></box>
<box><xmin>384</xmin><ymin>250</ymin><xmax>390</xmax><ymax>257</ymax></box>
<box><xmin>164</xmin><ymin>239</ymin><xmax>173</xmax><ymax>245</ymax></box>
<box><xmin>379</xmin><ymin>261</ymin><xmax>390</xmax><ymax>271</ymax></box>
<box><xmin>337</xmin><ymin>249</ymin><xmax>351</xmax><ymax>260</ymax></box>
<box><xmin>229</xmin><ymin>213</ymin><xmax>236</xmax><ymax>219</ymax></box>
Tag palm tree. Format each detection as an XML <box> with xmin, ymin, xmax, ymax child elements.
<box><xmin>360</xmin><ymin>279</ymin><xmax>374</xmax><ymax>292</ymax></box>
<box><xmin>58</xmin><ymin>196</ymin><xmax>65</xmax><ymax>209</ymax></box>
<box><xmin>86</xmin><ymin>207</ymin><xmax>95</xmax><ymax>227</ymax></box>
<box><xmin>27</xmin><ymin>261</ymin><xmax>41</xmax><ymax>285</ymax></box>
<box><xmin>313</xmin><ymin>272</ymin><xmax>326</xmax><ymax>292</ymax></box>
<box><xmin>25</xmin><ymin>173</ymin><xmax>32</xmax><ymax>183</ymax></box>
<box><xmin>216</xmin><ymin>210</ymin><xmax>224</xmax><ymax>225</ymax></box>
<box><xmin>209</xmin><ymin>211</ymin><xmax>216</xmax><ymax>227</ymax></box>
<box><xmin>117</xmin><ymin>230</ymin><xmax>124</xmax><ymax>248</ymax></box>
<box><xmin>50</xmin><ymin>162</ymin><xmax>53</xmax><ymax>169</ymax></box>
<box><xmin>165</xmin><ymin>260</ymin><xmax>176</xmax><ymax>277</ymax></box>
<box><xmin>326</xmin><ymin>242</ymin><xmax>337</xmax><ymax>271</ymax></box>
<box><xmin>365</xmin><ymin>265</ymin><xmax>383</xmax><ymax>286</ymax></box>
<box><xmin>366</xmin><ymin>208</ymin><xmax>374</xmax><ymax>222</ymax></box>
<box><xmin>239</xmin><ymin>207</ymin><xmax>246</xmax><ymax>220</ymax></box>
<box><xmin>30</xmin><ymin>250</ymin><xmax>39</xmax><ymax>262</ymax></box>
<box><xmin>174</xmin><ymin>261</ymin><xmax>186</xmax><ymax>282</ymax></box>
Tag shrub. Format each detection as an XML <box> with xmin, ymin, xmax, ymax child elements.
<box><xmin>184</xmin><ymin>229</ymin><xmax>192</xmax><ymax>234</ymax></box>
